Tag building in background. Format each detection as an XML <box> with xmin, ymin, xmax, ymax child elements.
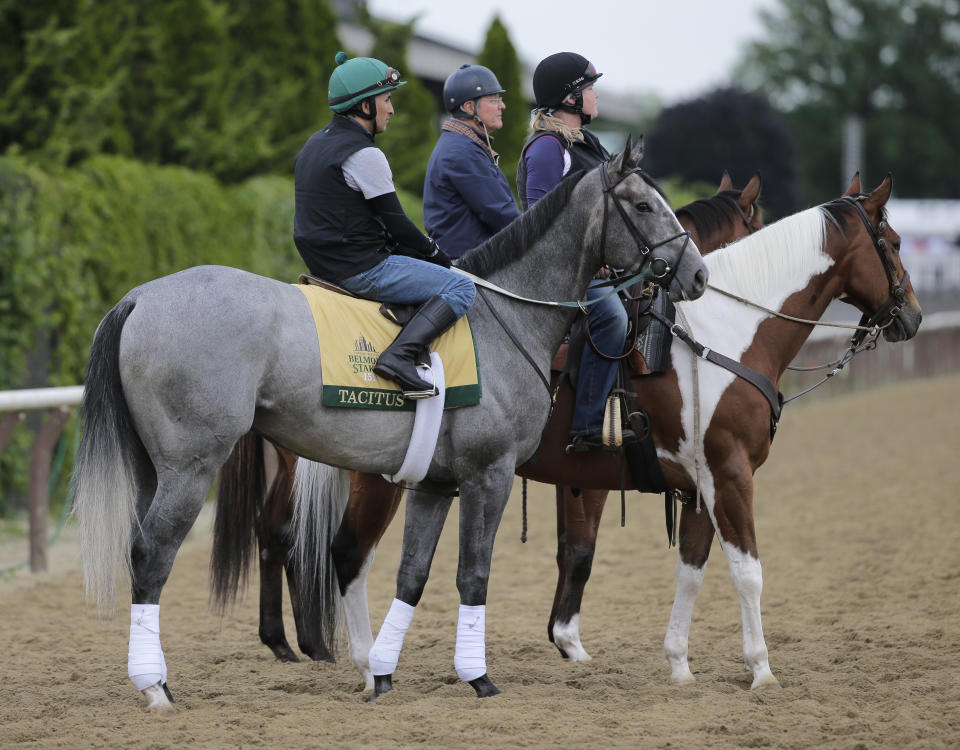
<box><xmin>334</xmin><ymin>6</ymin><xmax>642</xmax><ymax>148</ymax></box>
<box><xmin>886</xmin><ymin>200</ymin><xmax>960</xmax><ymax>295</ymax></box>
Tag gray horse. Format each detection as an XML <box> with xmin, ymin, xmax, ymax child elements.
<box><xmin>72</xmin><ymin>140</ymin><xmax>708</xmax><ymax>710</ymax></box>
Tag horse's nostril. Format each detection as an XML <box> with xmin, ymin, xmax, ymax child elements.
<box><xmin>695</xmin><ymin>268</ymin><xmax>708</xmax><ymax>289</ymax></box>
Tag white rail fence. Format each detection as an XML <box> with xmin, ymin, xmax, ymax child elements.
<box><xmin>1</xmin><ymin>314</ymin><xmax>957</xmax><ymax>575</ymax></box>
<box><xmin>1</xmin><ymin>387</ymin><xmax>83</xmax><ymax>573</ymax></box>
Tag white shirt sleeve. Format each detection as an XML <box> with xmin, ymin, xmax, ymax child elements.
<box><xmin>342</xmin><ymin>147</ymin><xmax>396</xmax><ymax>199</ymax></box>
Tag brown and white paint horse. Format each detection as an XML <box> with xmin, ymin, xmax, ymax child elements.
<box><xmin>289</xmin><ymin>172</ymin><xmax>919</xmax><ymax>691</ymax></box>
<box><xmin>211</xmin><ymin>173</ymin><xmax>764</xmax><ymax>683</ymax></box>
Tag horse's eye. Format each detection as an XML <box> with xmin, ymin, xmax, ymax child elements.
<box><xmin>634</xmin><ymin>202</ymin><xmax>652</xmax><ymax>212</ymax></box>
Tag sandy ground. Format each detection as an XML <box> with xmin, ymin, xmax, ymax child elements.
<box><xmin>1</xmin><ymin>374</ymin><xmax>958</xmax><ymax>749</ymax></box>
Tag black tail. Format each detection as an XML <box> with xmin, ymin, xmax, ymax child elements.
<box><xmin>210</xmin><ymin>432</ymin><xmax>265</xmax><ymax>612</ymax></box>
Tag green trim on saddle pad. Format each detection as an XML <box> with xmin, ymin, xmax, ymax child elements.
<box><xmin>294</xmin><ymin>284</ymin><xmax>482</xmax><ymax>411</ymax></box>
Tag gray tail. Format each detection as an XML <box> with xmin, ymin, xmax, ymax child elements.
<box><xmin>71</xmin><ymin>297</ymin><xmax>141</xmax><ymax>613</ymax></box>
<box><xmin>210</xmin><ymin>432</ymin><xmax>265</xmax><ymax>612</ymax></box>
<box><xmin>291</xmin><ymin>460</ymin><xmax>349</xmax><ymax>655</ymax></box>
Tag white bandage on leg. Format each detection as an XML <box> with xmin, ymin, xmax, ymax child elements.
<box><xmin>128</xmin><ymin>603</ymin><xmax>167</xmax><ymax>691</ymax></box>
<box><xmin>368</xmin><ymin>598</ymin><xmax>415</xmax><ymax>676</ymax></box>
<box><xmin>454</xmin><ymin>604</ymin><xmax>486</xmax><ymax>682</ymax></box>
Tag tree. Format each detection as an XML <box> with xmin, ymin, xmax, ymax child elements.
<box><xmin>477</xmin><ymin>16</ymin><xmax>525</xmax><ymax>195</ymax></box>
<box><xmin>737</xmin><ymin>0</ymin><xmax>960</xmax><ymax>202</ymax></box>
<box><xmin>646</xmin><ymin>87</ymin><xmax>797</xmax><ymax>218</ymax></box>
<box><xmin>359</xmin><ymin>11</ymin><xmax>437</xmax><ymax>196</ymax></box>
<box><xmin>0</xmin><ymin>0</ymin><xmax>342</xmax><ymax>181</ymax></box>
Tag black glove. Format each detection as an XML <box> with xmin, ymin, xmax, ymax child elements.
<box><xmin>424</xmin><ymin>239</ymin><xmax>452</xmax><ymax>268</ymax></box>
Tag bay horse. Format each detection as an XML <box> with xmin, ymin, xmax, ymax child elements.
<box><xmin>291</xmin><ymin>173</ymin><xmax>921</xmax><ymax>692</ymax></box>
<box><xmin>71</xmin><ymin>139</ymin><xmax>708</xmax><ymax>710</ymax></box>
<box><xmin>210</xmin><ymin>172</ymin><xmax>765</xmax><ymax>681</ymax></box>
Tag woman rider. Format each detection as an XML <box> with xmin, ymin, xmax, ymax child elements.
<box><xmin>517</xmin><ymin>52</ymin><xmax>630</xmax><ymax>448</ymax></box>
<box><xmin>294</xmin><ymin>52</ymin><xmax>475</xmax><ymax>399</ymax></box>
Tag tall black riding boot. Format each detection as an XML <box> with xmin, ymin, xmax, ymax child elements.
<box><xmin>373</xmin><ymin>296</ymin><xmax>459</xmax><ymax>399</ymax></box>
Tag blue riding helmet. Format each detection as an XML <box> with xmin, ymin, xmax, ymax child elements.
<box><xmin>443</xmin><ymin>64</ymin><xmax>506</xmax><ymax>115</ymax></box>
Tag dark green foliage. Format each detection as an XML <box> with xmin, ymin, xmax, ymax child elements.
<box><xmin>0</xmin><ymin>0</ymin><xmax>341</xmax><ymax>181</ymax></box>
<box><xmin>738</xmin><ymin>0</ymin><xmax>960</xmax><ymax>202</ymax></box>
<box><xmin>477</xmin><ymin>16</ymin><xmax>526</xmax><ymax>196</ymax></box>
<box><xmin>360</xmin><ymin>13</ymin><xmax>437</xmax><ymax>196</ymax></box>
<box><xmin>0</xmin><ymin>155</ymin><xmax>302</xmax><ymax>510</ymax></box>
<box><xmin>646</xmin><ymin>87</ymin><xmax>797</xmax><ymax>218</ymax></box>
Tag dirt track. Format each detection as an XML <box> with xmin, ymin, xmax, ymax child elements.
<box><xmin>1</xmin><ymin>375</ymin><xmax>958</xmax><ymax>749</ymax></box>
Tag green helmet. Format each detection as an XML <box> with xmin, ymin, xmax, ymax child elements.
<box><xmin>328</xmin><ymin>51</ymin><xmax>407</xmax><ymax>114</ymax></box>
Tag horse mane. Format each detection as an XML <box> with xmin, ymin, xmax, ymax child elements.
<box><xmin>457</xmin><ymin>169</ymin><xmax>588</xmax><ymax>277</ymax></box>
<box><xmin>676</xmin><ymin>191</ymin><xmax>751</xmax><ymax>242</ymax></box>
<box><xmin>702</xmin><ymin>205</ymin><xmax>831</xmax><ymax>302</ymax></box>
<box><xmin>820</xmin><ymin>194</ymin><xmax>888</xmax><ymax>234</ymax></box>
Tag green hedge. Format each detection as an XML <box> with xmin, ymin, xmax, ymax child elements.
<box><xmin>0</xmin><ymin>154</ymin><xmax>424</xmax><ymax>513</ymax></box>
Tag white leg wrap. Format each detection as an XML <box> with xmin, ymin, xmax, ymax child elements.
<box><xmin>128</xmin><ymin>604</ymin><xmax>167</xmax><ymax>691</ymax></box>
<box><xmin>454</xmin><ymin>604</ymin><xmax>486</xmax><ymax>682</ymax></box>
<box><xmin>368</xmin><ymin>598</ymin><xmax>415</xmax><ymax>676</ymax></box>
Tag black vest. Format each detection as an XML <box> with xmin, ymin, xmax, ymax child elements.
<box><xmin>516</xmin><ymin>128</ymin><xmax>611</xmax><ymax>210</ymax></box>
<box><xmin>293</xmin><ymin>116</ymin><xmax>388</xmax><ymax>282</ymax></box>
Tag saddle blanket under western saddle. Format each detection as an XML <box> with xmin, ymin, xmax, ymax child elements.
<box><xmin>294</xmin><ymin>283</ymin><xmax>482</xmax><ymax>411</ymax></box>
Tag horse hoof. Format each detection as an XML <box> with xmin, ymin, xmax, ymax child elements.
<box><xmin>669</xmin><ymin>672</ymin><xmax>696</xmax><ymax>686</ymax></box>
<box><xmin>270</xmin><ymin>644</ymin><xmax>300</xmax><ymax>662</ymax></box>
<box><xmin>751</xmin><ymin>672</ymin><xmax>781</xmax><ymax>691</ymax></box>
<box><xmin>468</xmin><ymin>674</ymin><xmax>501</xmax><ymax>698</ymax></box>
<box><xmin>143</xmin><ymin>682</ymin><xmax>174</xmax><ymax>712</ymax></box>
<box><xmin>365</xmin><ymin>674</ymin><xmax>393</xmax><ymax>702</ymax></box>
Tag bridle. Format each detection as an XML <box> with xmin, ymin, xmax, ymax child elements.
<box><xmin>598</xmin><ymin>165</ymin><xmax>694</xmax><ymax>290</ymax></box>
<box><xmin>836</xmin><ymin>194</ymin><xmax>911</xmax><ymax>346</ymax></box>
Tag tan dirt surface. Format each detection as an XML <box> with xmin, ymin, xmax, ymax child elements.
<box><xmin>1</xmin><ymin>374</ymin><xmax>958</xmax><ymax>749</ymax></box>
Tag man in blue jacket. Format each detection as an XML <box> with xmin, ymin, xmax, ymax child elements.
<box><xmin>423</xmin><ymin>64</ymin><xmax>521</xmax><ymax>259</ymax></box>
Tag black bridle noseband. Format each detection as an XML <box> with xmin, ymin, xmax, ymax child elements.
<box><xmin>839</xmin><ymin>194</ymin><xmax>910</xmax><ymax>345</ymax></box>
<box><xmin>598</xmin><ymin>165</ymin><xmax>694</xmax><ymax>289</ymax></box>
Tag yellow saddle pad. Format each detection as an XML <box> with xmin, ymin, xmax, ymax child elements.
<box><xmin>294</xmin><ymin>284</ymin><xmax>482</xmax><ymax>411</ymax></box>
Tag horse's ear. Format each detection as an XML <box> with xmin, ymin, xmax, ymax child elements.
<box><xmin>631</xmin><ymin>134</ymin><xmax>645</xmax><ymax>165</ymax></box>
<box><xmin>863</xmin><ymin>173</ymin><xmax>893</xmax><ymax>212</ymax></box>
<box><xmin>716</xmin><ymin>171</ymin><xmax>733</xmax><ymax>193</ymax></box>
<box><xmin>740</xmin><ymin>171</ymin><xmax>762</xmax><ymax>206</ymax></box>
<box><xmin>613</xmin><ymin>134</ymin><xmax>634</xmax><ymax>175</ymax></box>
<box><xmin>843</xmin><ymin>172</ymin><xmax>862</xmax><ymax>196</ymax></box>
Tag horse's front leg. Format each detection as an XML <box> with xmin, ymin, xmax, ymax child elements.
<box><xmin>663</xmin><ymin>501</ymin><xmax>714</xmax><ymax>685</ymax></box>
<box><xmin>332</xmin><ymin>471</ymin><xmax>403</xmax><ymax>691</ymax></box>
<box><xmin>455</xmin><ymin>459</ymin><xmax>516</xmax><ymax>698</ymax></box>
<box><xmin>549</xmin><ymin>486</ymin><xmax>608</xmax><ymax>662</ymax></box>
<box><xmin>366</xmin><ymin>486</ymin><xmax>453</xmax><ymax>700</ymax></box>
<box><xmin>713</xmin><ymin>481</ymin><xmax>779</xmax><ymax>690</ymax></box>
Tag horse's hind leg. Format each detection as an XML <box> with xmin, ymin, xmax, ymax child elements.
<box><xmin>129</xmin><ymin>462</ymin><xmax>223</xmax><ymax>710</ymax></box>
<box><xmin>548</xmin><ymin>486</ymin><xmax>608</xmax><ymax>662</ymax></box>
<box><xmin>258</xmin><ymin>452</ymin><xmax>303</xmax><ymax>662</ymax></box>
<box><xmin>332</xmin><ymin>472</ymin><xmax>402</xmax><ymax>691</ymax></box>
<box><xmin>664</xmin><ymin>502</ymin><xmax>714</xmax><ymax>685</ymax></box>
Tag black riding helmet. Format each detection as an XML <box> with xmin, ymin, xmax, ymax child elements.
<box><xmin>533</xmin><ymin>52</ymin><xmax>602</xmax><ymax>124</ymax></box>
<box><xmin>443</xmin><ymin>64</ymin><xmax>505</xmax><ymax>116</ymax></box>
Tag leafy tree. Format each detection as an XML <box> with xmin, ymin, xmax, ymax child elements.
<box><xmin>358</xmin><ymin>11</ymin><xmax>437</xmax><ymax>196</ymax></box>
<box><xmin>646</xmin><ymin>87</ymin><xmax>797</xmax><ymax>218</ymax></box>
<box><xmin>0</xmin><ymin>0</ymin><xmax>341</xmax><ymax>181</ymax></box>
<box><xmin>738</xmin><ymin>0</ymin><xmax>960</xmax><ymax>202</ymax></box>
<box><xmin>477</xmin><ymin>16</ymin><xmax>525</xmax><ymax>194</ymax></box>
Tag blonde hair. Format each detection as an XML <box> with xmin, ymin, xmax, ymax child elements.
<box><xmin>528</xmin><ymin>111</ymin><xmax>584</xmax><ymax>147</ymax></box>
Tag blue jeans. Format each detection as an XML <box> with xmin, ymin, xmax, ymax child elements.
<box><xmin>339</xmin><ymin>254</ymin><xmax>476</xmax><ymax>318</ymax></box>
<box><xmin>571</xmin><ymin>280</ymin><xmax>629</xmax><ymax>435</ymax></box>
